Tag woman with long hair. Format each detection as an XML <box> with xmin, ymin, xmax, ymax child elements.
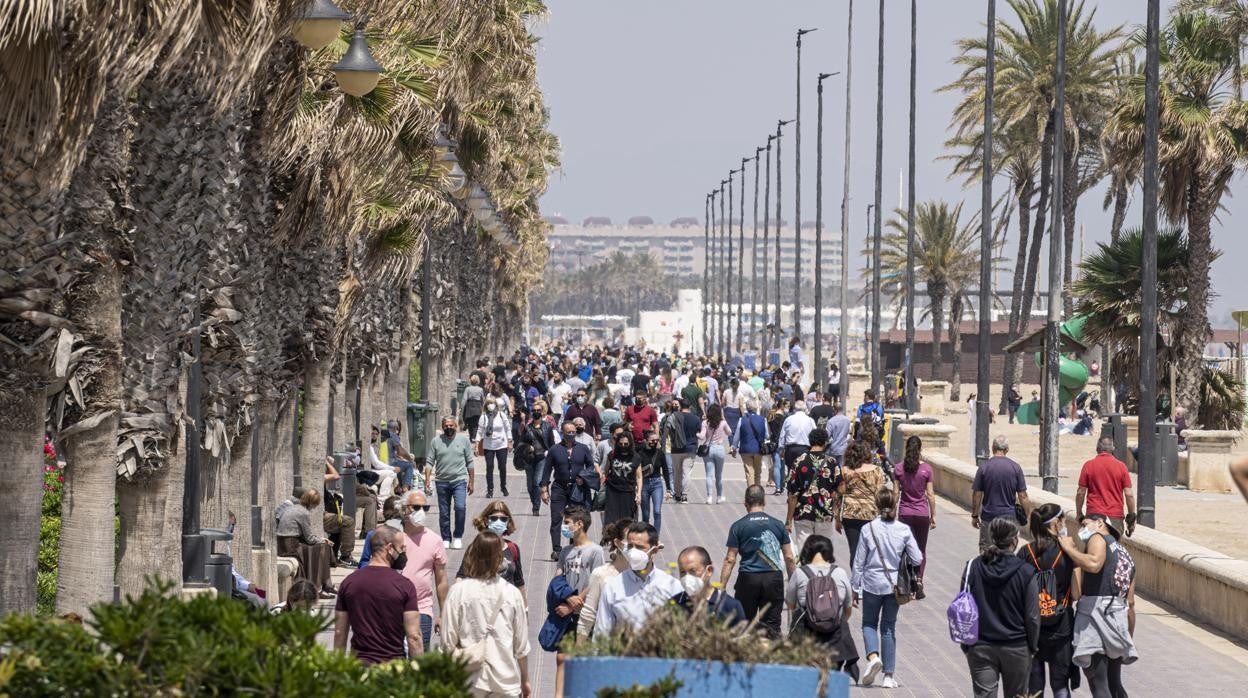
<box><xmin>893</xmin><ymin>436</ymin><xmax>935</xmax><ymax>595</ymax></box>
<box><xmin>1020</xmin><ymin>503</ymin><xmax>1078</xmax><ymax>698</ymax></box>
<box><xmin>766</xmin><ymin>398</ymin><xmax>788</xmax><ymax>492</ymax></box>
<box><xmin>656</xmin><ymin>367</ymin><xmax>675</xmax><ymax>405</ymax></box>
<box><xmin>442</xmin><ymin>531</ymin><xmax>532</xmax><ymax>697</ymax></box>
<box><xmin>457</xmin><ymin>501</ymin><xmax>525</xmax><ymax>592</ymax></box>
<box><xmin>698</xmin><ymin>403</ymin><xmax>732</xmax><ymax>504</ymax></box>
<box><xmin>602</xmin><ymin>432</ymin><xmax>642</xmax><ymax>526</ymax></box>
<box><xmin>850</xmin><ymin>488</ymin><xmax>922</xmax><ymax>689</ymax></box>
<box><xmin>839</xmin><ymin>440</ymin><xmax>885</xmax><ymax>566</ymax></box>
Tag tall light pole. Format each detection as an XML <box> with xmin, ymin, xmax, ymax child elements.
<box><xmin>763</xmin><ymin>134</ymin><xmax>775</xmax><ymax>344</ymax></box>
<box><xmin>727</xmin><ymin>167</ymin><xmax>737</xmax><ymax>358</ymax></box>
<box><xmin>976</xmin><ymin>0</ymin><xmax>997</xmax><ymax>461</ymax></box>
<box><xmin>795</xmin><ymin>27</ymin><xmax>818</xmax><ymax>344</ymax></box>
<box><xmin>774</xmin><ymin>119</ymin><xmax>792</xmax><ymax>349</ymax></box>
<box><xmin>752</xmin><ymin>147</ymin><xmax>763</xmax><ymax>353</ymax></box>
<box><xmin>871</xmin><ymin>0</ymin><xmax>885</xmax><ymax>398</ymax></box>
<box><xmin>905</xmin><ymin>0</ymin><xmax>918</xmax><ymax>413</ymax></box>
<box><xmin>1041</xmin><ymin>0</ymin><xmax>1067</xmax><ymax>493</ymax></box>
<box><xmin>709</xmin><ymin>188</ymin><xmax>718</xmax><ymax>355</ymax></box>
<box><xmin>1138</xmin><ymin>0</ymin><xmax>1160</xmax><ymax>527</ymax></box>
<box><xmin>738</xmin><ymin>157</ymin><xmax>749</xmax><ymax>356</ymax></box>
<box><xmin>719</xmin><ymin>181</ymin><xmax>728</xmax><ymax>357</ymax></box>
<box><xmin>703</xmin><ymin>192</ymin><xmax>712</xmax><ymax>354</ymax></box>
<box><xmin>865</xmin><ymin>203</ymin><xmax>875</xmax><ymax>377</ymax></box>
<box><xmin>839</xmin><ymin>0</ymin><xmax>855</xmax><ymax>405</ymax></box>
<box><xmin>815</xmin><ymin>71</ymin><xmax>839</xmax><ymax>394</ymax></box>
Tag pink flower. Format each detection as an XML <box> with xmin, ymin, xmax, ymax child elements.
<box><xmin>57</xmin><ymin>475</ymin><xmax>64</xmax><ymax>483</ymax></box>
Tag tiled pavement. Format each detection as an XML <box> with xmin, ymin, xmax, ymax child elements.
<box><xmin>324</xmin><ymin>455</ymin><xmax>1248</xmax><ymax>696</ymax></box>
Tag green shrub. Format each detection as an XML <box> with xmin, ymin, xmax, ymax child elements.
<box><xmin>36</xmin><ymin>444</ymin><xmax>62</xmax><ymax>616</ymax></box>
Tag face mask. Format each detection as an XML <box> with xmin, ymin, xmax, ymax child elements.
<box><xmin>1058</xmin><ymin>524</ymin><xmax>1069</xmax><ymax>538</ymax></box>
<box><xmin>562</xmin><ymin>432</ymin><xmax>575</xmax><ymax>443</ymax></box>
<box><xmin>681</xmin><ymin>573</ymin><xmax>706</xmax><ymax>597</ymax></box>
<box><xmin>576</xmin><ymin>397</ymin><xmax>586</xmax><ymax>405</ymax></box>
<box><xmin>626</xmin><ymin>547</ymin><xmax>650</xmax><ymax>572</ymax></box>
<box><xmin>1077</xmin><ymin>527</ymin><xmax>1094</xmax><ymax>542</ymax></box>
<box><xmin>576</xmin><ymin>426</ymin><xmax>585</xmax><ymax>434</ymax></box>
<box><xmin>560</xmin><ymin>524</ymin><xmax>574</xmax><ymax>540</ymax></box>
<box><xmin>443</xmin><ymin>427</ymin><xmax>456</xmax><ymax>437</ymax></box>
<box><xmin>488</xmin><ymin>519</ymin><xmax>508</xmax><ymax>536</ymax></box>
<box><xmin>533</xmin><ymin>411</ymin><xmax>543</xmax><ymax>419</ymax></box>
<box><xmin>617</xmin><ymin>442</ymin><xmax>633</xmax><ymax>455</ymax></box>
<box><xmin>390</xmin><ymin>550</ymin><xmax>408</xmax><ymax>571</ymax></box>
<box><xmin>408</xmin><ymin>509</ymin><xmax>426</xmax><ymax>528</ymax></box>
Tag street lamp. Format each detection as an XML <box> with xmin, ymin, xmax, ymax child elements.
<box><xmin>839</xmin><ymin>1</ymin><xmax>856</xmax><ymax>407</ymax></box>
<box><xmin>762</xmin><ymin>134</ymin><xmax>775</xmax><ymax>343</ymax></box>
<box><xmin>795</xmin><ymin>28</ymin><xmax>818</xmax><ymax>343</ymax></box>
<box><xmin>815</xmin><ymin>71</ymin><xmax>840</xmax><ymax>393</ymax></box>
<box><xmin>870</xmin><ymin>0</ymin><xmax>886</xmax><ymax>399</ymax></box>
<box><xmin>293</xmin><ymin>0</ymin><xmax>351</xmax><ymax>50</ymax></box>
<box><xmin>331</xmin><ymin>23</ymin><xmax>384</xmax><ymax>97</ymax></box>
<box><xmin>975</xmin><ymin>0</ymin><xmax>997</xmax><ymax>458</ymax></box>
<box><xmin>432</xmin><ymin>126</ymin><xmax>455</xmax><ymax>158</ymax></box>
<box><xmin>774</xmin><ymin>119</ymin><xmax>792</xmax><ymax>349</ymax></box>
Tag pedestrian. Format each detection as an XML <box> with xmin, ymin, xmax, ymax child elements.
<box><xmin>698</xmin><ymin>403</ymin><xmax>732</xmax><ymax>504</ymax></box>
<box><xmin>719</xmin><ymin>484</ymin><xmax>797</xmax><ymax>639</ymax></box>
<box><xmin>680</xmin><ymin>368</ymin><xmax>707</xmax><ymax>418</ymax></box>
<box><xmin>828</xmin><ymin>364</ymin><xmax>842</xmax><ymax>405</ymax></box>
<box><xmin>276</xmin><ymin>487</ymin><xmax>336</xmax><ymax>598</ymax></box>
<box><xmin>673</xmin><ymin>545</ymin><xmax>747</xmax><ymax>626</ymax></box>
<box><xmin>463</xmin><ymin>374</ymin><xmax>487</xmax><ymax>437</ymax></box>
<box><xmin>825</xmin><ymin>401</ymin><xmax>851</xmax><ymax>467</ymax></box>
<box><xmin>1076</xmin><ymin>437</ymin><xmax>1137</xmax><ymax>536</ymax></box>
<box><xmin>785</xmin><ymin>535</ymin><xmax>856</xmax><ymax>676</ymax></box>
<box><xmin>732</xmin><ymin>400</ymin><xmax>769</xmax><ymax>487</ymax></box>
<box><xmin>722</xmin><ymin>375</ymin><xmax>754</xmax><ymax>437</ymax></box>
<box><xmin>778</xmin><ymin>401</ymin><xmax>816</xmax><ymax>493</ymax></box>
<box><xmin>635</xmin><ymin>430</ymin><xmax>670</xmax><ymax>534</ymax></box>
<box><xmin>576</xmin><ymin>518</ymin><xmax>632</xmax><ymax>642</ymax></box>
<box><xmin>623</xmin><ymin>392</ymin><xmax>658</xmax><ymax>445</ymax></box>
<box><xmin>1020</xmin><ymin>503</ymin><xmax>1078</xmax><ymax>698</ymax></box>
<box><xmin>425</xmin><ymin>416</ymin><xmax>476</xmax><ymax>549</ymax></box>
<box><xmin>595</xmin><ymin>522</ymin><xmax>683</xmax><ymax>636</ymax></box>
<box><xmin>788</xmin><ymin>336</ymin><xmax>804</xmax><ymax>381</ymax></box>
<box><xmin>475</xmin><ymin>397</ymin><xmax>513</xmax><ymax>498</ymax></box>
<box><xmin>383</xmin><ymin>419</ymin><xmax>418</xmax><ymax>491</ymax></box>
<box><xmin>564</xmin><ymin>388</ymin><xmax>603</xmax><ymax>439</ymax></box>
<box><xmin>599</xmin><ymin>396</ymin><xmax>622</xmax><ymax>435</ymax></box>
<box><xmin>785</xmin><ymin>427</ymin><xmax>844</xmax><ymax>551</ymax></box>
<box><xmin>556</xmin><ymin>505</ymin><xmax>606</xmax><ymax>603</ymax></box>
<box><xmin>972</xmin><ymin>436</ymin><xmax>1032</xmax><ymax>552</ymax></box>
<box><xmin>602</xmin><ymin>432</ymin><xmax>642</xmax><ymax>526</ymax></box>
<box><xmin>442</xmin><ymin>531</ymin><xmax>532</xmax><ymax>698</ymax></box>
<box><xmin>398</xmin><ymin>490</ymin><xmax>449</xmax><ymax>651</ymax></box>
<box><xmin>1059</xmin><ymin>513</ymin><xmax>1138</xmax><ymax>697</ymax></box>
<box><xmin>333</xmin><ymin>525</ymin><xmax>423</xmax><ymax>663</ymax></box>
<box><xmin>517</xmin><ymin>406</ymin><xmax>553</xmax><ymax>516</ymax></box>
<box><xmin>458</xmin><ymin>501</ymin><xmax>525</xmax><ymax>592</ymax></box>
<box><xmin>893</xmin><ymin>436</ymin><xmax>935</xmax><ymax>596</ymax></box>
<box><xmin>540</xmin><ymin>421</ymin><xmax>598</xmax><ymax>561</ymax></box>
<box><xmin>1008</xmin><ymin>387</ymin><xmax>1022</xmax><ymax>424</ymax></box>
<box><xmin>766</xmin><ymin>399</ymin><xmax>788</xmax><ymax>492</ymax></box>
<box><xmin>839</xmin><ymin>440</ymin><xmax>885</xmax><ymax>567</ymax></box>
<box><xmin>960</xmin><ymin>518</ymin><xmax>1041</xmax><ymax>698</ymax></box>
<box><xmin>851</xmin><ymin>487</ymin><xmax>922</xmax><ymax>689</ymax></box>
<box><xmin>366</xmin><ymin>424</ymin><xmax>400</xmax><ymax>499</ymax></box>
<box><xmin>855</xmin><ymin>389</ymin><xmax>884</xmax><ymax>437</ymax></box>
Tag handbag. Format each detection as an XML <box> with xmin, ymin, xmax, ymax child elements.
<box><xmin>454</xmin><ymin>590</ymin><xmax>507</xmax><ymax>673</ymax></box>
<box><xmin>745</xmin><ymin>416</ymin><xmax>776</xmax><ymax>455</ymax></box>
<box><xmin>696</xmin><ymin>443</ymin><xmax>709</xmax><ymax>457</ymax></box>
<box><xmin>869</xmin><ymin>521</ymin><xmax>914</xmax><ymax>606</ymax></box>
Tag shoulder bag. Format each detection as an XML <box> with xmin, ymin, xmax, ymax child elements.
<box><xmin>746</xmin><ymin>416</ymin><xmax>776</xmax><ymax>455</ymax></box>
<box><xmin>868</xmin><ymin>521</ymin><xmax>914</xmax><ymax>606</ymax></box>
<box><xmin>454</xmin><ymin>588</ymin><xmax>507</xmax><ymax>673</ymax></box>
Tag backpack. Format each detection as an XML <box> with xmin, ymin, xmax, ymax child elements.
<box><xmin>1024</xmin><ymin>543</ymin><xmax>1070</xmax><ymax>622</ymax></box>
<box><xmin>665</xmin><ymin>414</ymin><xmax>688</xmax><ymax>452</ymax></box>
<box><xmin>800</xmin><ymin>565</ymin><xmax>843</xmax><ymax>636</ymax></box>
<box><xmin>947</xmin><ymin>560</ymin><xmax>980</xmax><ymax>645</ymax></box>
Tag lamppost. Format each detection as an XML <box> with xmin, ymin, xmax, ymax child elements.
<box><xmin>719</xmin><ymin>180</ymin><xmax>728</xmax><ymax>357</ymax></box>
<box><xmin>976</xmin><ymin>0</ymin><xmax>997</xmax><ymax>460</ymax></box>
<box><xmin>865</xmin><ymin>203</ymin><xmax>875</xmax><ymax>378</ymax></box>
<box><xmin>726</xmin><ymin>168</ymin><xmax>737</xmax><ymax>358</ymax></box>
<box><xmin>293</xmin><ymin>0</ymin><xmax>351</xmax><ymax>49</ymax></box>
<box><xmin>710</xmin><ymin>187</ymin><xmax>719</xmax><ymax>356</ymax></box>
<box><xmin>795</xmin><ymin>28</ymin><xmax>818</xmax><ymax>343</ymax></box>
<box><xmin>905</xmin><ymin>0</ymin><xmax>919</xmax><ymax>413</ymax></box>
<box><xmin>870</xmin><ymin>0</ymin><xmax>886</xmax><ymax>399</ymax></box>
<box><xmin>762</xmin><ymin>135</ymin><xmax>775</xmax><ymax>346</ymax></box>
<box><xmin>1041</xmin><ymin>0</ymin><xmax>1068</xmax><ymax>493</ymax></box>
<box><xmin>703</xmin><ymin>192</ymin><xmax>712</xmax><ymax>354</ymax></box>
<box><xmin>738</xmin><ymin>156</ymin><xmax>748</xmax><ymax>356</ymax></box>
<box><xmin>331</xmin><ymin>22</ymin><xmax>384</xmax><ymax>97</ymax></box>
<box><xmin>752</xmin><ymin>146</ymin><xmax>763</xmax><ymax>353</ymax></box>
<box><xmin>815</xmin><ymin>71</ymin><xmax>840</xmax><ymax>393</ymax></box>
<box><xmin>839</xmin><ymin>0</ymin><xmax>855</xmax><ymax>405</ymax></box>
<box><xmin>774</xmin><ymin>119</ymin><xmax>792</xmax><ymax>349</ymax></box>
<box><xmin>1138</xmin><ymin>0</ymin><xmax>1161</xmax><ymax>527</ymax></box>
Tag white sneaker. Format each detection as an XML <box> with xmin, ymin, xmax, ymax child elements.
<box><xmin>879</xmin><ymin>675</ymin><xmax>899</xmax><ymax>689</ymax></box>
<box><xmin>442</xmin><ymin>539</ymin><xmax>450</xmax><ymax>549</ymax></box>
<box><xmin>451</xmin><ymin>538</ymin><xmax>463</xmax><ymax>550</ymax></box>
<box><xmin>717</xmin><ymin>495</ymin><xmax>726</xmax><ymax>504</ymax></box>
<box><xmin>707</xmin><ymin>495</ymin><xmax>714</xmax><ymax>504</ymax></box>
<box><xmin>860</xmin><ymin>656</ymin><xmax>883</xmax><ymax>686</ymax></box>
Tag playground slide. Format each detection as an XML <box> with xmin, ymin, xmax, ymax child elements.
<box><xmin>1015</xmin><ymin>315</ymin><xmax>1091</xmax><ymax>426</ymax></box>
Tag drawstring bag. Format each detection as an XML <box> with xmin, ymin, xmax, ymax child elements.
<box><xmin>947</xmin><ymin>559</ymin><xmax>980</xmax><ymax>645</ymax></box>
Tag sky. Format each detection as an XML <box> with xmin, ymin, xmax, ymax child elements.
<box><xmin>531</xmin><ymin>0</ymin><xmax>1245</xmax><ymax>326</ymax></box>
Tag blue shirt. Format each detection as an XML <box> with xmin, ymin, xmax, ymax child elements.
<box><xmin>673</xmin><ymin>589</ymin><xmax>748</xmax><ymax>626</ymax></box>
<box><xmin>972</xmin><ymin>456</ymin><xmax>1028</xmax><ymax>520</ymax></box>
<box><xmin>540</xmin><ymin>440</ymin><xmax>595</xmax><ymax>489</ymax></box>
<box><xmin>726</xmin><ymin>511</ymin><xmax>791</xmax><ymax>574</ymax></box>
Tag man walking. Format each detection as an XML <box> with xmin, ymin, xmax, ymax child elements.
<box><xmin>564</xmin><ymin>388</ymin><xmax>603</xmax><ymax>440</ymax></box>
<box><xmin>777</xmin><ymin>400</ymin><xmax>816</xmax><ymax>495</ymax></box>
<box><xmin>720</xmin><ymin>484</ymin><xmax>796</xmax><ymax>639</ymax></box>
<box><xmin>398</xmin><ymin>490</ymin><xmax>449</xmax><ymax>651</ymax></box>
<box><xmin>825</xmin><ymin>401</ymin><xmax>851</xmax><ymax>467</ymax></box>
<box><xmin>424</xmin><ymin>416</ymin><xmax>475</xmax><ymax>549</ymax></box>
<box><xmin>664</xmin><ymin>398</ymin><xmax>702</xmax><ymax>503</ymax></box>
<box><xmin>334</xmin><ymin>525</ymin><xmax>424</xmax><ymax>663</ymax></box>
<box><xmin>541</xmin><ymin>421</ymin><xmax>597</xmax><ymax>560</ymax></box>
<box><xmin>1077</xmin><ymin>437</ymin><xmax>1137</xmax><ymax>535</ymax></box>
<box><xmin>971</xmin><ymin>437</ymin><xmax>1032</xmax><ymax>552</ymax></box>
<box><xmin>623</xmin><ymin>392</ymin><xmax>658</xmax><ymax>445</ymax></box>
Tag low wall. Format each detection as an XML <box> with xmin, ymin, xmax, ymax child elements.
<box><xmin>925</xmin><ymin>450</ymin><xmax>1248</xmax><ymax>642</ymax></box>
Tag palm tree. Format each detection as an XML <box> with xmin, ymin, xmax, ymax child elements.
<box><xmin>1178</xmin><ymin>0</ymin><xmax>1248</xmax><ymax>97</ymax></box>
<box><xmin>1104</xmin><ymin>8</ymin><xmax>1248</xmax><ymax>415</ymax></box>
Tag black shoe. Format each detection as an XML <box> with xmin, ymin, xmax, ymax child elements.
<box><xmin>532</xmin><ymin>507</ymin><xmax>540</xmax><ymax>516</ymax></box>
<box><xmin>501</xmin><ymin>488</ymin><xmax>509</xmax><ymax>497</ymax></box>
<box><xmin>551</xmin><ymin>547</ymin><xmax>561</xmax><ymax>561</ymax></box>
<box><xmin>772</xmin><ymin>487</ymin><xmax>783</xmax><ymax>496</ymax></box>
<box><xmin>339</xmin><ymin>555</ymin><xmax>359</xmax><ymax>567</ymax></box>
<box><xmin>914</xmin><ymin>581</ymin><xmax>926</xmax><ymax>601</ymax></box>
<box><xmin>486</xmin><ymin>490</ymin><xmax>494</xmax><ymax>498</ymax></box>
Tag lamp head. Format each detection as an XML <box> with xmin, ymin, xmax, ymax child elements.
<box><xmin>798</xmin><ymin>27</ymin><xmax>818</xmax><ymax>36</ymax></box>
<box><xmin>293</xmin><ymin>0</ymin><xmax>351</xmax><ymax>50</ymax></box>
<box><xmin>331</xmin><ymin>24</ymin><xmax>383</xmax><ymax>97</ymax></box>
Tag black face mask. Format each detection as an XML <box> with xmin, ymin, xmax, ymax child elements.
<box><xmin>616</xmin><ymin>442</ymin><xmax>633</xmax><ymax>456</ymax></box>
<box><xmin>562</xmin><ymin>432</ymin><xmax>576</xmax><ymax>443</ymax></box>
<box><xmin>390</xmin><ymin>550</ymin><xmax>408</xmax><ymax>571</ymax></box>
<box><xmin>443</xmin><ymin>427</ymin><xmax>456</xmax><ymax>438</ymax></box>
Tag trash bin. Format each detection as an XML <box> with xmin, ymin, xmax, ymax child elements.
<box><xmin>407</xmin><ymin>401</ymin><xmax>440</xmax><ymax>463</ymax></box>
<box><xmin>886</xmin><ymin>414</ymin><xmax>937</xmax><ymax>464</ymax></box>
<box><xmin>1100</xmin><ymin>413</ymin><xmax>1128</xmax><ymax>463</ymax></box>
<box><xmin>1156</xmin><ymin>420</ymin><xmax>1179</xmax><ymax>485</ymax></box>
<box><xmin>453</xmin><ymin>379</ymin><xmax>468</xmax><ymax>424</ymax></box>
<box><xmin>201</xmin><ymin>528</ymin><xmax>234</xmax><ymax>598</ymax></box>
<box><xmin>333</xmin><ymin>451</ymin><xmax>357</xmax><ymax>518</ymax></box>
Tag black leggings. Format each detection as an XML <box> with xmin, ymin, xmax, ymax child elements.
<box><xmin>1030</xmin><ymin>655</ymin><xmax>1072</xmax><ymax>698</ymax></box>
<box><xmin>1083</xmin><ymin>654</ymin><xmax>1128</xmax><ymax>698</ymax></box>
<box><xmin>843</xmin><ymin>518</ymin><xmax>871</xmax><ymax>570</ymax></box>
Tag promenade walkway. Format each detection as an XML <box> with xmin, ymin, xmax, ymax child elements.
<box><xmin>326</xmin><ymin>456</ymin><xmax>1248</xmax><ymax>696</ymax></box>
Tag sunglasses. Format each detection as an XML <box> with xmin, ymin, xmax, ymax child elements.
<box><xmin>487</xmin><ymin>515</ymin><xmax>510</xmax><ymax>523</ymax></box>
<box><xmin>409</xmin><ymin>504</ymin><xmax>432</xmax><ymax>512</ymax></box>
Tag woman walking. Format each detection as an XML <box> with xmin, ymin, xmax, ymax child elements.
<box><xmin>839</xmin><ymin>440</ymin><xmax>885</xmax><ymax>566</ymax></box>
<box><xmin>443</xmin><ymin>532</ymin><xmax>532</xmax><ymax>697</ymax></box>
<box><xmin>1060</xmin><ymin>513</ymin><xmax>1138</xmax><ymax>697</ymax></box>
<box><xmin>893</xmin><ymin>436</ymin><xmax>935</xmax><ymax>597</ymax></box>
<box><xmin>602</xmin><ymin>432</ymin><xmax>641</xmax><ymax>526</ymax></box>
<box><xmin>960</xmin><ymin>518</ymin><xmax>1041</xmax><ymax>698</ymax></box>
<box><xmin>732</xmin><ymin>400</ymin><xmax>769</xmax><ymax>487</ymax></box>
<box><xmin>766</xmin><ymin>399</ymin><xmax>788</xmax><ymax>492</ymax></box>
<box><xmin>785</xmin><ymin>535</ymin><xmax>858</xmax><ymax>680</ymax></box>
<box><xmin>457</xmin><ymin>501</ymin><xmax>526</xmax><ymax>592</ymax></box>
<box><xmin>698</xmin><ymin>403</ymin><xmax>732</xmax><ymax>504</ymax></box>
<box><xmin>475</xmin><ymin>397</ymin><xmax>513</xmax><ymax>498</ymax></box>
<box><xmin>850</xmin><ymin>488</ymin><xmax>922</xmax><ymax>689</ymax></box>
<box><xmin>1021</xmin><ymin>503</ymin><xmax>1078</xmax><ymax>697</ymax></box>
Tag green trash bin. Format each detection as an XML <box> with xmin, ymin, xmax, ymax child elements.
<box><xmin>453</xmin><ymin>379</ymin><xmax>468</xmax><ymax>425</ymax></box>
<box><xmin>406</xmin><ymin>402</ymin><xmax>440</xmax><ymax>464</ymax></box>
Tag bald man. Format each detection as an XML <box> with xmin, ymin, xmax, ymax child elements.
<box><xmin>334</xmin><ymin>525</ymin><xmax>423</xmax><ymax>664</ymax></box>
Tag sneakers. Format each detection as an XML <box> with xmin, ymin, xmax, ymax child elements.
<box><xmin>706</xmin><ymin>495</ymin><xmax>715</xmax><ymax>504</ymax></box>
<box><xmin>717</xmin><ymin>495</ymin><xmax>726</xmax><ymax>504</ymax></box>
<box><xmin>442</xmin><ymin>539</ymin><xmax>450</xmax><ymax>549</ymax></box>
<box><xmin>860</xmin><ymin>655</ymin><xmax>883</xmax><ymax>686</ymax></box>
<box><xmin>879</xmin><ymin>675</ymin><xmax>899</xmax><ymax>689</ymax></box>
<box><xmin>451</xmin><ymin>538</ymin><xmax>463</xmax><ymax>550</ymax></box>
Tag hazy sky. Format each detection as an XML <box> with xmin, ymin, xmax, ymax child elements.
<box><xmin>533</xmin><ymin>0</ymin><xmax>1242</xmax><ymax>324</ymax></box>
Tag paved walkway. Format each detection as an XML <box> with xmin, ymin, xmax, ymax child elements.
<box><xmin>325</xmin><ymin>455</ymin><xmax>1248</xmax><ymax>696</ymax></box>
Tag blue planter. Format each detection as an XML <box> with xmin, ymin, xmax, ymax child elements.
<box><xmin>562</xmin><ymin>656</ymin><xmax>850</xmax><ymax>698</ymax></box>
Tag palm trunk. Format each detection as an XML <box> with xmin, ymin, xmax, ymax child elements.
<box><xmin>999</xmin><ymin>175</ymin><xmax>1034</xmax><ymax>414</ymax></box>
<box><xmin>1177</xmin><ymin>191</ymin><xmax>1216</xmax><ymax>415</ymax></box>
<box><xmin>949</xmin><ymin>294</ymin><xmax>965</xmax><ymax>401</ymax></box>
<box><xmin>0</xmin><ymin>391</ymin><xmax>45</xmax><ymax>614</ymax></box>
<box><xmin>929</xmin><ymin>284</ymin><xmax>947</xmax><ymax>381</ymax></box>
<box><xmin>272</xmin><ymin>397</ymin><xmax>297</xmax><ymax>508</ymax></box>
<box><xmin>299</xmin><ymin>359</ymin><xmax>330</xmax><ymax>537</ymax></box>
<box><xmin>116</xmin><ymin>450</ymin><xmax>186</xmax><ymax>596</ymax></box>
<box><xmin>1109</xmin><ymin>178</ymin><xmax>1128</xmax><ymax>244</ymax></box>
<box><xmin>226</xmin><ymin>423</ymin><xmax>254</xmax><ymax>578</ymax></box>
<box><xmin>1062</xmin><ymin>149</ymin><xmax>1078</xmax><ymax>316</ymax></box>
<box><xmin>1014</xmin><ymin>119</ymin><xmax>1055</xmax><ymax>391</ymax></box>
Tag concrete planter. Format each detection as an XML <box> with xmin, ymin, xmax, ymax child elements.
<box><xmin>1182</xmin><ymin>429</ymin><xmax>1242</xmax><ymax>492</ymax></box>
<box><xmin>917</xmin><ymin>380</ymin><xmax>950</xmax><ymax>415</ymax></box>
<box><xmin>896</xmin><ymin>422</ymin><xmax>957</xmax><ymax>451</ymax></box>
<box><xmin>560</xmin><ymin>656</ymin><xmax>848</xmax><ymax>698</ymax></box>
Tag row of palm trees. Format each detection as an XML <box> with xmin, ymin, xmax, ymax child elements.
<box><xmin>0</xmin><ymin>0</ymin><xmax>558</xmax><ymax>617</ymax></box>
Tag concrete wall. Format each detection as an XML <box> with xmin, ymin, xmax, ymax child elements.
<box><xmin>924</xmin><ymin>450</ymin><xmax>1248</xmax><ymax>642</ymax></box>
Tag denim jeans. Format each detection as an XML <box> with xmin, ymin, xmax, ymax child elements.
<box><xmin>525</xmin><ymin>456</ymin><xmax>544</xmax><ymax>513</ymax></box>
<box><xmin>483</xmin><ymin>448</ymin><xmax>508</xmax><ymax>493</ymax></box>
<box><xmin>393</xmin><ymin>459</ymin><xmax>416</xmax><ymax>488</ymax></box>
<box><xmin>724</xmin><ymin>407</ymin><xmax>742</xmax><ymax>437</ymax></box>
<box><xmin>420</xmin><ymin>613</ymin><xmax>433</xmax><ymax>652</ymax></box>
<box><xmin>435</xmin><ymin>479</ymin><xmax>467</xmax><ymax>541</ymax></box>
<box><xmin>861</xmin><ymin>591</ymin><xmax>900</xmax><ymax>674</ymax></box>
<box><xmin>703</xmin><ymin>444</ymin><xmax>725</xmax><ymax>498</ymax></box>
<box><xmin>770</xmin><ymin>451</ymin><xmax>784</xmax><ymax>488</ymax></box>
<box><xmin>641</xmin><ymin>476</ymin><xmax>665</xmax><ymax>533</ymax></box>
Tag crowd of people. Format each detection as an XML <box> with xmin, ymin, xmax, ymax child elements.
<box><xmin>262</xmin><ymin>341</ymin><xmax>1146</xmax><ymax>697</ymax></box>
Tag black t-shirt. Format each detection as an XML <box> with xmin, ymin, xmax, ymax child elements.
<box><xmin>631</xmin><ymin>373</ymin><xmax>651</xmax><ymax>394</ymax></box>
<box><xmin>606</xmin><ymin>453</ymin><xmax>639</xmax><ymax>491</ymax></box>
<box><xmin>456</xmin><ymin>539</ymin><xmax>525</xmax><ymax>589</ymax></box>
<box><xmin>335</xmin><ymin>566</ymin><xmax>421</xmax><ymax>664</ymax></box>
<box><xmin>809</xmin><ymin>404</ymin><xmax>836</xmax><ymax>430</ymax></box>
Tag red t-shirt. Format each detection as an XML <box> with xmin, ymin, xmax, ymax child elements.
<box><xmin>624</xmin><ymin>405</ymin><xmax>658</xmax><ymax>442</ymax></box>
<box><xmin>336</xmin><ymin>565</ymin><xmax>421</xmax><ymax>664</ymax></box>
<box><xmin>1078</xmin><ymin>453</ymin><xmax>1132</xmax><ymax>519</ymax></box>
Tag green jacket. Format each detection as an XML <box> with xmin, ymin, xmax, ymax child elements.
<box><xmin>426</xmin><ymin>433</ymin><xmax>474</xmax><ymax>482</ymax></box>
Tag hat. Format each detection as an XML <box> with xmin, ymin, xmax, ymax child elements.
<box><xmin>1084</xmin><ymin>513</ymin><xmax>1121</xmax><ymax>541</ymax></box>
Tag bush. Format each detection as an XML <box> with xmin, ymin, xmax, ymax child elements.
<box><xmin>36</xmin><ymin>439</ymin><xmax>61</xmax><ymax>616</ymax></box>
<box><xmin>0</xmin><ymin>583</ymin><xmax>472</xmax><ymax>696</ymax></box>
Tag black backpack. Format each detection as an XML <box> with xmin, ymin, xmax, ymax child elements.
<box><xmin>664</xmin><ymin>414</ymin><xmax>688</xmax><ymax>452</ymax></box>
<box><xmin>800</xmin><ymin>565</ymin><xmax>844</xmax><ymax>639</ymax></box>
<box><xmin>1024</xmin><ymin>544</ymin><xmax>1070</xmax><ymax>623</ymax></box>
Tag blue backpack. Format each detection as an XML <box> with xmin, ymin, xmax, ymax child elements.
<box><xmin>947</xmin><ymin>560</ymin><xmax>980</xmax><ymax>645</ymax></box>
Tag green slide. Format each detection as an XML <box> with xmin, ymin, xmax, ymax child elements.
<box><xmin>1014</xmin><ymin>315</ymin><xmax>1091</xmax><ymax>426</ymax></box>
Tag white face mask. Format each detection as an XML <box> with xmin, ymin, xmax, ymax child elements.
<box><xmin>626</xmin><ymin>547</ymin><xmax>650</xmax><ymax>572</ymax></box>
<box><xmin>681</xmin><ymin>573</ymin><xmax>706</xmax><ymax>597</ymax></box>
<box><xmin>408</xmin><ymin>509</ymin><xmax>426</xmax><ymax>528</ymax></box>
<box><xmin>1058</xmin><ymin>524</ymin><xmax>1068</xmax><ymax>538</ymax></box>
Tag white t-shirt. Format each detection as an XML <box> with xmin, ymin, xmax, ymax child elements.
<box><xmin>550</xmin><ymin>382</ymin><xmax>572</xmax><ymax>415</ymax></box>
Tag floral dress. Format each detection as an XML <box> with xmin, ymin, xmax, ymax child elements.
<box><xmin>787</xmin><ymin>450</ymin><xmax>843</xmax><ymax>523</ymax></box>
